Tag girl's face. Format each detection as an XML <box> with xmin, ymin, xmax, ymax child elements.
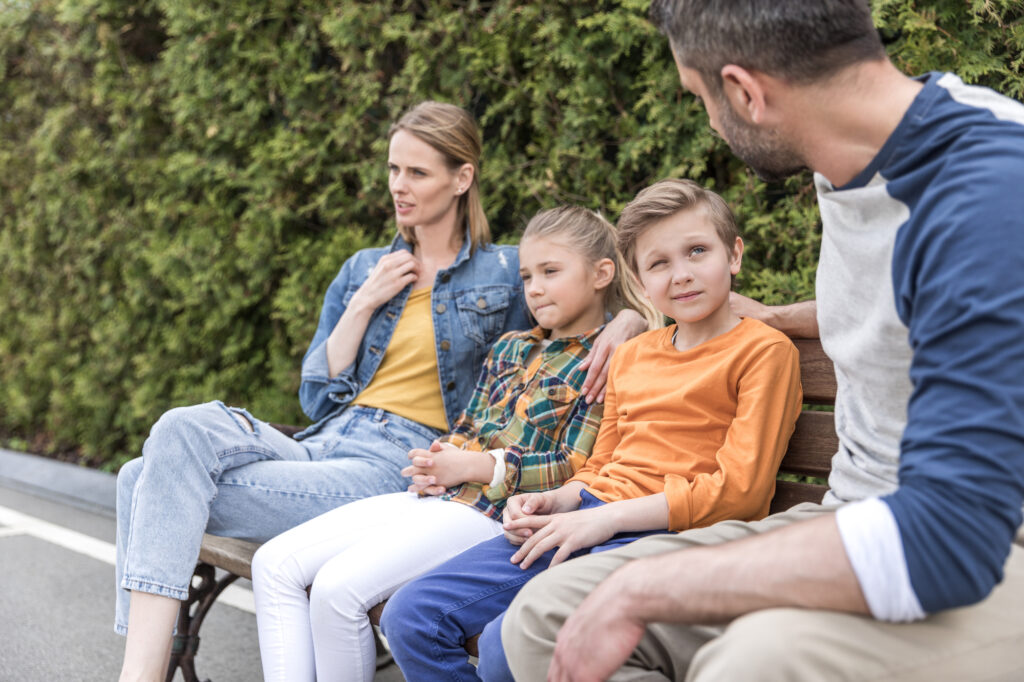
<box><xmin>518</xmin><ymin>235</ymin><xmax>614</xmax><ymax>339</ymax></box>
<box><xmin>387</xmin><ymin>130</ymin><xmax>472</xmax><ymax>236</ymax></box>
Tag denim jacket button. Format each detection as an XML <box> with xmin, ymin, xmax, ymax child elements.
<box><xmin>436</xmin><ymin>303</ymin><xmax>447</xmax><ymax>314</ymax></box>
<box><xmin>446</xmin><ymin>381</ymin><xmax>456</xmax><ymax>391</ymax></box>
<box><xmin>440</xmin><ymin>340</ymin><xmax>451</xmax><ymax>351</ymax></box>
<box><xmin>476</xmin><ymin>297</ymin><xmax>487</xmax><ymax>309</ymax></box>
<box><xmin>440</xmin><ymin>272</ymin><xmax>451</xmax><ymax>283</ymax></box>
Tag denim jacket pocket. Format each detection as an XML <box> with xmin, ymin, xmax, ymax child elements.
<box><xmin>456</xmin><ymin>287</ymin><xmax>511</xmax><ymax>345</ymax></box>
<box><xmin>523</xmin><ymin>377</ymin><xmax>580</xmax><ymax>433</ymax></box>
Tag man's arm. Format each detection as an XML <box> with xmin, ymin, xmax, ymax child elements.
<box><xmin>548</xmin><ymin>515</ymin><xmax>867</xmax><ymax>682</ymax></box>
<box><xmin>730</xmin><ymin>293</ymin><xmax>818</xmax><ymax>338</ymax></box>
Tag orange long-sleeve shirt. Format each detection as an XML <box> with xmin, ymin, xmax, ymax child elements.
<box><xmin>568</xmin><ymin>318</ymin><xmax>802</xmax><ymax>531</ymax></box>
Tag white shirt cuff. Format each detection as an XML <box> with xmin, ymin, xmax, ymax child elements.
<box><xmin>486</xmin><ymin>449</ymin><xmax>507</xmax><ymax>489</ymax></box>
<box><xmin>835</xmin><ymin>497</ymin><xmax>926</xmax><ymax>622</ymax></box>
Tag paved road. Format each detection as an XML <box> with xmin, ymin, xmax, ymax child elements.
<box><xmin>0</xmin><ymin>449</ymin><xmax>405</xmax><ymax>682</ymax></box>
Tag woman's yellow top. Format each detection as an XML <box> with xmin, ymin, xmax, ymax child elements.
<box><xmin>353</xmin><ymin>286</ymin><xmax>449</xmax><ymax>431</ymax></box>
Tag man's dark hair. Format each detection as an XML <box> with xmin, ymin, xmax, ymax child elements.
<box><xmin>650</xmin><ymin>0</ymin><xmax>885</xmax><ymax>96</ymax></box>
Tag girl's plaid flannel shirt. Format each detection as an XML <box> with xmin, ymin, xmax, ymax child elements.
<box><xmin>439</xmin><ymin>325</ymin><xmax>605</xmax><ymax>520</ymax></box>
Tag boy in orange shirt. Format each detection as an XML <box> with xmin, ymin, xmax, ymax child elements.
<box><xmin>380</xmin><ymin>179</ymin><xmax>803</xmax><ymax>681</ymax></box>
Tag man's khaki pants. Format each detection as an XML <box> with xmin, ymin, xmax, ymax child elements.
<box><xmin>502</xmin><ymin>504</ymin><xmax>1024</xmax><ymax>681</ymax></box>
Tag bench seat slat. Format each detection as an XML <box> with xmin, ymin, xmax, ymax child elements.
<box><xmin>769</xmin><ymin>480</ymin><xmax>828</xmax><ymax>515</ymax></box>
<box><xmin>198</xmin><ymin>534</ymin><xmax>258</xmax><ymax>580</ymax></box>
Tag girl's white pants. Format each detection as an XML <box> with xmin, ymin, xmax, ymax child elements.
<box><xmin>251</xmin><ymin>491</ymin><xmax>503</xmax><ymax>682</ymax></box>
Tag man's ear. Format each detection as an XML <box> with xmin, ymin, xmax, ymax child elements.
<box><xmin>720</xmin><ymin>65</ymin><xmax>767</xmax><ymax>125</ymax></box>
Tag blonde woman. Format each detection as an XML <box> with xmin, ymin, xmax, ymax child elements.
<box><xmin>115</xmin><ymin>102</ymin><xmax>645</xmax><ymax>681</ymax></box>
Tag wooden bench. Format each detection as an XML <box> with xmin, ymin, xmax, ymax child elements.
<box><xmin>167</xmin><ymin>336</ymin><xmax>838</xmax><ymax>682</ymax></box>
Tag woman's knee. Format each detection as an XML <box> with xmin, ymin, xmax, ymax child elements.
<box><xmin>142</xmin><ymin>402</ymin><xmax>236</xmax><ymax>461</ymax></box>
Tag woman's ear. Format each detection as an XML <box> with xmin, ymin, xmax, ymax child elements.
<box><xmin>456</xmin><ymin>163</ymin><xmax>474</xmax><ymax>194</ymax></box>
<box><xmin>593</xmin><ymin>257</ymin><xmax>616</xmax><ymax>291</ymax></box>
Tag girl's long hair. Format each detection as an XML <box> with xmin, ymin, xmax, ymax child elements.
<box><xmin>522</xmin><ymin>206</ymin><xmax>663</xmax><ymax>330</ymax></box>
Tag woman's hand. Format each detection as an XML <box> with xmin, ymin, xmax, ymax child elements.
<box><xmin>325</xmin><ymin>251</ymin><xmax>421</xmax><ymax>377</ymax></box>
<box><xmin>506</xmin><ymin>505</ymin><xmax>619</xmax><ymax>569</ymax></box>
<box><xmin>579</xmin><ymin>309</ymin><xmax>647</xmax><ymax>403</ymax></box>
<box><xmin>348</xmin><ymin>250</ymin><xmax>422</xmax><ymax>314</ymax></box>
<box><xmin>402</xmin><ymin>441</ymin><xmax>492</xmax><ymax>495</ymax></box>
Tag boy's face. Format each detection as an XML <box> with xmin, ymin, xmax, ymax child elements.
<box><xmin>634</xmin><ymin>207</ymin><xmax>742</xmax><ymax>329</ymax></box>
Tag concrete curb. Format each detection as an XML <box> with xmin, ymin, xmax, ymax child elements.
<box><xmin>0</xmin><ymin>448</ymin><xmax>116</xmax><ymax>516</ymax></box>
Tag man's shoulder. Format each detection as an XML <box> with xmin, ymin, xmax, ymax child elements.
<box><xmin>908</xmin><ymin>73</ymin><xmax>1024</xmax><ymax>186</ymax></box>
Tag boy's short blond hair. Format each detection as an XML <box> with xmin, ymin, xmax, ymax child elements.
<box><xmin>616</xmin><ymin>179</ymin><xmax>740</xmax><ymax>274</ymax></box>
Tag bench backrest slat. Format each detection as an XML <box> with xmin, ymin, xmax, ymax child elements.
<box><xmin>770</xmin><ymin>337</ymin><xmax>837</xmax><ymax>514</ymax></box>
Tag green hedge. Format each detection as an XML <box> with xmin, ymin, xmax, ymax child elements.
<box><xmin>1</xmin><ymin>0</ymin><xmax>1021</xmax><ymax>468</ymax></box>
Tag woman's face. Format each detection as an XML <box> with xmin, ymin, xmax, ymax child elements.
<box><xmin>388</xmin><ymin>130</ymin><xmax>470</xmax><ymax>234</ymax></box>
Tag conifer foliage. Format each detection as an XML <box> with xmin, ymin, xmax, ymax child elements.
<box><xmin>1</xmin><ymin>1</ymin><xmax>1021</xmax><ymax>466</ymax></box>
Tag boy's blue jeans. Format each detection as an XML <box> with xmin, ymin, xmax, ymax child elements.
<box><xmin>114</xmin><ymin>400</ymin><xmax>440</xmax><ymax>634</ymax></box>
<box><xmin>380</xmin><ymin>491</ymin><xmax>669</xmax><ymax>681</ymax></box>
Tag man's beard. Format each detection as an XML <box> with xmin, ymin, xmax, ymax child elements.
<box><xmin>716</xmin><ymin>95</ymin><xmax>807</xmax><ymax>183</ymax></box>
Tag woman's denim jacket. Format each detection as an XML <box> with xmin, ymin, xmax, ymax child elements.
<box><xmin>297</xmin><ymin>230</ymin><xmax>531</xmax><ymax>437</ymax></box>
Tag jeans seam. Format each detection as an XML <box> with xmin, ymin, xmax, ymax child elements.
<box><xmin>213</xmin><ymin>481</ymin><xmax>368</xmax><ymax>502</ymax></box>
<box><xmin>121</xmin><ymin>576</ymin><xmax>189</xmax><ymax>601</ymax></box>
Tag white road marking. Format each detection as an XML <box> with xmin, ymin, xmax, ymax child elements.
<box><xmin>0</xmin><ymin>504</ymin><xmax>256</xmax><ymax>613</ymax></box>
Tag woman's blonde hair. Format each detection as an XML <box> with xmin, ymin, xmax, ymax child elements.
<box><xmin>522</xmin><ymin>206</ymin><xmax>663</xmax><ymax>330</ymax></box>
<box><xmin>389</xmin><ymin>101</ymin><xmax>489</xmax><ymax>251</ymax></box>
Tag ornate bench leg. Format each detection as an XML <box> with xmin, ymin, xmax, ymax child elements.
<box><xmin>166</xmin><ymin>562</ymin><xmax>240</xmax><ymax>682</ymax></box>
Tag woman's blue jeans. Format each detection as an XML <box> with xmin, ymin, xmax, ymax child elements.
<box><xmin>114</xmin><ymin>401</ymin><xmax>440</xmax><ymax>634</ymax></box>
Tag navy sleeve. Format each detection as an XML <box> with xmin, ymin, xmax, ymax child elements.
<box><xmin>888</xmin><ymin>152</ymin><xmax>1024</xmax><ymax>611</ymax></box>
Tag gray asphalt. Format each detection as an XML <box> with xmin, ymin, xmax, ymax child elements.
<box><xmin>0</xmin><ymin>449</ymin><xmax>406</xmax><ymax>682</ymax></box>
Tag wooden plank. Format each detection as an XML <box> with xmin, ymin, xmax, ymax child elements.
<box><xmin>769</xmin><ymin>480</ymin><xmax>827</xmax><ymax>514</ymax></box>
<box><xmin>794</xmin><ymin>338</ymin><xmax>836</xmax><ymax>405</ymax></box>
<box><xmin>778</xmin><ymin>411</ymin><xmax>837</xmax><ymax>478</ymax></box>
<box><xmin>198</xmin><ymin>534</ymin><xmax>259</xmax><ymax>580</ymax></box>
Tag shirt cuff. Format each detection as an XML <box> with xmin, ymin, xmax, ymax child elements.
<box><xmin>835</xmin><ymin>498</ymin><xmax>926</xmax><ymax>622</ymax></box>
<box><xmin>487</xmin><ymin>448</ymin><xmax>507</xmax><ymax>489</ymax></box>
<box><xmin>301</xmin><ymin>338</ymin><xmax>331</xmax><ymax>380</ymax></box>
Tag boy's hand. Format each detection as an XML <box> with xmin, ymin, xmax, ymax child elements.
<box><xmin>502</xmin><ymin>492</ymin><xmax>556</xmax><ymax>545</ymax></box>
<box><xmin>506</xmin><ymin>505</ymin><xmax>618</xmax><ymax>570</ymax></box>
